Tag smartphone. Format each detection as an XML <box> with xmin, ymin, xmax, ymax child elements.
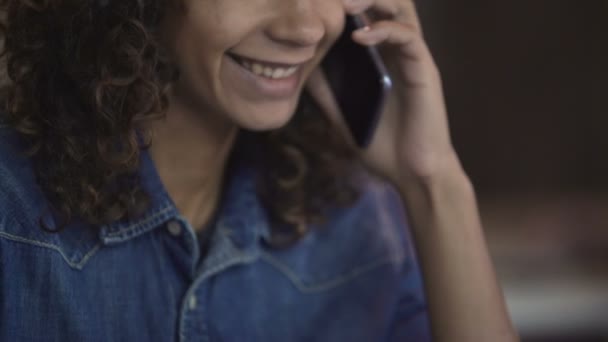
<box><xmin>321</xmin><ymin>14</ymin><xmax>393</xmax><ymax>148</ymax></box>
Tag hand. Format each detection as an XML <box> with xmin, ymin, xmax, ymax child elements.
<box><xmin>306</xmin><ymin>0</ymin><xmax>462</xmax><ymax>189</ymax></box>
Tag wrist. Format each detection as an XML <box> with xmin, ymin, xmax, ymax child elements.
<box><xmin>396</xmin><ymin>153</ymin><xmax>473</xmax><ymax>199</ymax></box>
<box><xmin>396</xmin><ymin>156</ymin><xmax>480</xmax><ymax>237</ymax></box>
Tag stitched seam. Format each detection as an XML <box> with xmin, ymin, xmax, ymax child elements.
<box><xmin>0</xmin><ymin>231</ymin><xmax>101</xmax><ymax>270</ymax></box>
<box><xmin>178</xmin><ymin>251</ymin><xmax>259</xmax><ymax>340</ymax></box>
<box><xmin>104</xmin><ymin>205</ymin><xmax>173</xmax><ymax>238</ymax></box>
<box><xmin>260</xmin><ymin>252</ymin><xmax>405</xmax><ymax>293</ymax></box>
<box><xmin>198</xmin><ymin>253</ymin><xmax>258</xmax><ymax>280</ymax></box>
<box><xmin>76</xmin><ymin>243</ymin><xmax>102</xmax><ymax>269</ymax></box>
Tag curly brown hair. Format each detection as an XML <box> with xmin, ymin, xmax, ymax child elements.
<box><xmin>0</xmin><ymin>0</ymin><xmax>362</xmax><ymax>243</ymax></box>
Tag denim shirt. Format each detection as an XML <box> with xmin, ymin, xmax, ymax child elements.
<box><xmin>0</xmin><ymin>126</ymin><xmax>431</xmax><ymax>341</ymax></box>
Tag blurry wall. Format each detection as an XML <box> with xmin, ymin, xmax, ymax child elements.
<box><xmin>417</xmin><ymin>1</ymin><xmax>608</xmax><ymax>340</ymax></box>
<box><xmin>420</xmin><ymin>0</ymin><xmax>608</xmax><ymax>194</ymax></box>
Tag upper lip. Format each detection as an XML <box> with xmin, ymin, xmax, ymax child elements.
<box><xmin>228</xmin><ymin>52</ymin><xmax>311</xmax><ymax>69</ymax></box>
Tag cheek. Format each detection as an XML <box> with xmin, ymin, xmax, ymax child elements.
<box><xmin>317</xmin><ymin>0</ymin><xmax>346</xmax><ymax>40</ymax></box>
<box><xmin>171</xmin><ymin>23</ymin><xmax>242</xmax><ymax>103</ymax></box>
<box><xmin>308</xmin><ymin>4</ymin><xmax>346</xmax><ymax>68</ymax></box>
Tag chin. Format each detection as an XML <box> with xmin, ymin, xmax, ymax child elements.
<box><xmin>229</xmin><ymin>100</ymin><xmax>299</xmax><ymax>132</ymax></box>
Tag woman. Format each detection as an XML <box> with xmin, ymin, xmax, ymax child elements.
<box><xmin>0</xmin><ymin>0</ymin><xmax>517</xmax><ymax>341</ymax></box>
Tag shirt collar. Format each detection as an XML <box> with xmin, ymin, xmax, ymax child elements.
<box><xmin>213</xmin><ymin>159</ymin><xmax>271</xmax><ymax>249</ymax></box>
<box><xmin>98</xmin><ymin>147</ymin><xmax>179</xmax><ymax>245</ymax></box>
<box><xmin>98</xmin><ymin>135</ymin><xmax>271</xmax><ymax>247</ymax></box>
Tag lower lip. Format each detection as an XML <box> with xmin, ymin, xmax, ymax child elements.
<box><xmin>226</xmin><ymin>55</ymin><xmax>302</xmax><ymax>100</ymax></box>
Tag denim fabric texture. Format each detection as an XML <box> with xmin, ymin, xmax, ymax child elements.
<box><xmin>0</xmin><ymin>125</ymin><xmax>431</xmax><ymax>341</ymax></box>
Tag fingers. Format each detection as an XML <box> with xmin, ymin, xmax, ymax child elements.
<box><xmin>352</xmin><ymin>20</ymin><xmax>431</xmax><ymax>64</ymax></box>
<box><xmin>352</xmin><ymin>19</ymin><xmax>437</xmax><ymax>86</ymax></box>
<box><xmin>343</xmin><ymin>0</ymin><xmax>436</xmax><ymax>86</ymax></box>
<box><xmin>396</xmin><ymin>0</ymin><xmax>422</xmax><ymax>33</ymax></box>
<box><xmin>343</xmin><ymin>0</ymin><xmax>422</xmax><ymax>34</ymax></box>
<box><xmin>343</xmin><ymin>0</ymin><xmax>428</xmax><ymax>62</ymax></box>
<box><xmin>352</xmin><ymin>20</ymin><xmax>417</xmax><ymax>47</ymax></box>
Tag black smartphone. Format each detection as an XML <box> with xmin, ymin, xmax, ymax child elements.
<box><xmin>321</xmin><ymin>14</ymin><xmax>392</xmax><ymax>148</ymax></box>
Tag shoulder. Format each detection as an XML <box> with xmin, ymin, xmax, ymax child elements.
<box><xmin>0</xmin><ymin>123</ymin><xmax>48</xmax><ymax>236</ymax></box>
<box><xmin>324</xmin><ymin>170</ymin><xmax>413</xmax><ymax>263</ymax></box>
<box><xmin>0</xmin><ymin>124</ymin><xmax>102</xmax><ymax>270</ymax></box>
<box><xmin>0</xmin><ymin>123</ymin><xmax>35</xmax><ymax>203</ymax></box>
<box><xmin>259</xmin><ymin>169</ymin><xmax>417</xmax><ymax>292</ymax></box>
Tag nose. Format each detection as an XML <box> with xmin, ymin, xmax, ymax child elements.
<box><xmin>265</xmin><ymin>1</ymin><xmax>326</xmax><ymax>48</ymax></box>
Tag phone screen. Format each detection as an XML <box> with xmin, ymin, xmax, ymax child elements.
<box><xmin>321</xmin><ymin>14</ymin><xmax>392</xmax><ymax>148</ymax></box>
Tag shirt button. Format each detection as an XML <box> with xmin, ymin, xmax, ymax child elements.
<box><xmin>167</xmin><ymin>221</ymin><xmax>182</xmax><ymax>236</ymax></box>
<box><xmin>188</xmin><ymin>295</ymin><xmax>197</xmax><ymax>310</ymax></box>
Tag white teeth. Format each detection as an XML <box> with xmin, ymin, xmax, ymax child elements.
<box><xmin>252</xmin><ymin>63</ymin><xmax>264</xmax><ymax>75</ymax></box>
<box><xmin>282</xmin><ymin>67</ymin><xmax>297</xmax><ymax>77</ymax></box>
<box><xmin>272</xmin><ymin>68</ymin><xmax>285</xmax><ymax>78</ymax></box>
<box><xmin>236</xmin><ymin>57</ymin><xmax>300</xmax><ymax>79</ymax></box>
<box><xmin>263</xmin><ymin>67</ymin><xmax>274</xmax><ymax>77</ymax></box>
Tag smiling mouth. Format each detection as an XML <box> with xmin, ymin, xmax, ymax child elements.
<box><xmin>228</xmin><ymin>53</ymin><xmax>302</xmax><ymax>80</ymax></box>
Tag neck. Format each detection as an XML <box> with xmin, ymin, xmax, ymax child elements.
<box><xmin>146</xmin><ymin>90</ymin><xmax>239</xmax><ymax>231</ymax></box>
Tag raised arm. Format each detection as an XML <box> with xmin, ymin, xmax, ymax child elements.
<box><xmin>306</xmin><ymin>0</ymin><xmax>518</xmax><ymax>339</ymax></box>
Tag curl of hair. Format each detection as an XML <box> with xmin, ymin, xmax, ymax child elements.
<box><xmin>0</xmin><ymin>0</ymin><xmax>362</xmax><ymax>244</ymax></box>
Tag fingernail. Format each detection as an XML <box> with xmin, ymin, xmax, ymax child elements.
<box><xmin>355</xmin><ymin>26</ymin><xmax>372</xmax><ymax>34</ymax></box>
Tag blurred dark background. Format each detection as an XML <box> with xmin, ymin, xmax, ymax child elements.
<box><xmin>418</xmin><ymin>1</ymin><xmax>608</xmax><ymax>341</ymax></box>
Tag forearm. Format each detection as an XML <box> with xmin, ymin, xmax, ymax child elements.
<box><xmin>397</xmin><ymin>160</ymin><xmax>518</xmax><ymax>342</ymax></box>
